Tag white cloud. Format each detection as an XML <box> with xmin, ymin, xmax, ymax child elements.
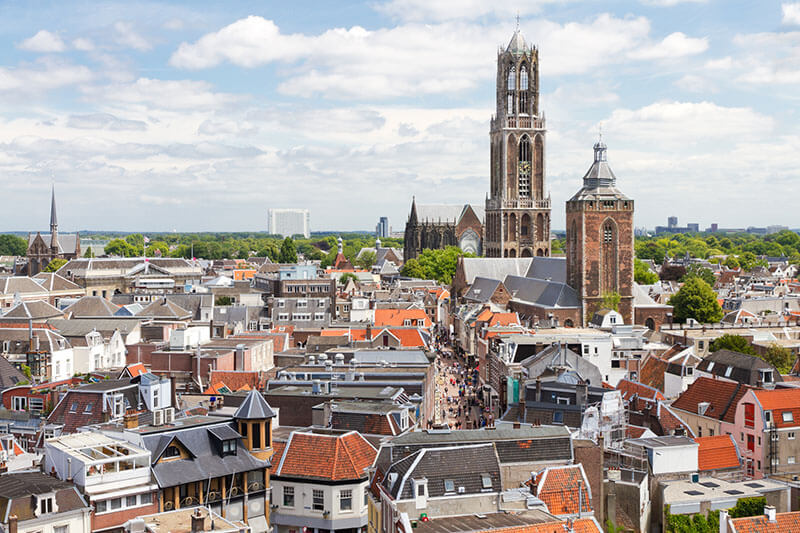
<box><xmin>18</xmin><ymin>30</ymin><xmax>66</xmax><ymax>53</ymax></box>
<box><xmin>113</xmin><ymin>21</ymin><xmax>151</xmax><ymax>51</ymax></box>
<box><xmin>704</xmin><ymin>56</ymin><xmax>733</xmax><ymax>70</ymax></box>
<box><xmin>0</xmin><ymin>58</ymin><xmax>92</xmax><ymax>92</ymax></box>
<box><xmin>732</xmin><ymin>31</ymin><xmax>800</xmax><ymax>84</ymax></box>
<box><xmin>639</xmin><ymin>0</ymin><xmax>707</xmax><ymax>6</ymax></box>
<box><xmin>86</xmin><ymin>78</ymin><xmax>242</xmax><ymax>110</ymax></box>
<box><xmin>67</xmin><ymin>113</ymin><xmax>147</xmax><ymax>131</ymax></box>
<box><xmin>374</xmin><ymin>0</ymin><xmax>555</xmax><ymax>22</ymax></box>
<box><xmin>628</xmin><ymin>32</ymin><xmax>708</xmax><ymax>59</ymax></box>
<box><xmin>72</xmin><ymin>38</ymin><xmax>95</xmax><ymax>51</ymax></box>
<box><xmin>674</xmin><ymin>74</ymin><xmax>716</xmax><ymax>93</ymax></box>
<box><xmin>170</xmin><ymin>14</ymin><xmax>661</xmax><ymax>99</ymax></box>
<box><xmin>783</xmin><ymin>3</ymin><xmax>800</xmax><ymax>25</ymax></box>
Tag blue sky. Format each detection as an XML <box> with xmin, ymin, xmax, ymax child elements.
<box><xmin>0</xmin><ymin>0</ymin><xmax>798</xmax><ymax>233</ymax></box>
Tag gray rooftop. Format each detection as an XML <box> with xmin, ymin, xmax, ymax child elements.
<box><xmin>233</xmin><ymin>389</ymin><xmax>276</xmax><ymax>420</ymax></box>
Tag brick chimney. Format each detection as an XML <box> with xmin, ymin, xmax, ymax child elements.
<box><xmin>8</xmin><ymin>515</ymin><xmax>17</xmax><ymax>533</ymax></box>
<box><xmin>191</xmin><ymin>508</ymin><xmax>205</xmax><ymax>533</ymax></box>
<box><xmin>124</xmin><ymin>413</ymin><xmax>138</xmax><ymax>429</ymax></box>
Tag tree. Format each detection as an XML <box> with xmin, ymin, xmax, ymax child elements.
<box><xmin>215</xmin><ymin>296</ymin><xmax>233</xmax><ymax>306</ymax></box>
<box><xmin>124</xmin><ymin>234</ymin><xmax>145</xmax><ymax>255</ymax></box>
<box><xmin>146</xmin><ymin>241</ymin><xmax>169</xmax><ymax>257</ymax></box>
<box><xmin>400</xmin><ymin>258</ymin><xmax>425</xmax><ymax>279</ymax></box>
<box><xmin>723</xmin><ymin>256</ymin><xmax>740</xmax><ymax>270</ymax></box>
<box><xmin>602</xmin><ymin>291</ymin><xmax>621</xmax><ymax>311</ymax></box>
<box><xmin>83</xmin><ymin>246</ymin><xmax>95</xmax><ymax>258</ymax></box>
<box><xmin>659</xmin><ymin>264</ymin><xmax>687</xmax><ymax>282</ymax></box>
<box><xmin>0</xmin><ymin>234</ymin><xmax>27</xmax><ymax>256</ymax></box>
<box><xmin>728</xmin><ymin>497</ymin><xmax>765</xmax><ymax>518</ymax></box>
<box><xmin>634</xmin><ymin>259</ymin><xmax>659</xmax><ymax>284</ymax></box>
<box><xmin>339</xmin><ymin>273</ymin><xmax>358</xmax><ymax>285</ymax></box>
<box><xmin>668</xmin><ymin>277</ymin><xmax>723</xmax><ymax>324</ymax></box>
<box><xmin>43</xmin><ymin>258</ymin><xmax>67</xmax><ymax>272</ymax></box>
<box><xmin>763</xmin><ymin>343</ymin><xmax>795</xmax><ymax>374</ymax></box>
<box><xmin>356</xmin><ymin>251</ymin><xmax>376</xmax><ymax>271</ymax></box>
<box><xmin>682</xmin><ymin>263</ymin><xmax>716</xmax><ymax>287</ymax></box>
<box><xmin>105</xmin><ymin>238</ymin><xmax>137</xmax><ymax>257</ymax></box>
<box><xmin>278</xmin><ymin>237</ymin><xmax>297</xmax><ymax>263</ymax></box>
<box><xmin>709</xmin><ymin>334</ymin><xmax>756</xmax><ymax>355</ymax></box>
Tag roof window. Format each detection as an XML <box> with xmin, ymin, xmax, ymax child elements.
<box><xmin>783</xmin><ymin>411</ymin><xmax>794</xmax><ymax>423</ymax></box>
<box><xmin>444</xmin><ymin>479</ymin><xmax>455</xmax><ymax>493</ymax></box>
<box><xmin>481</xmin><ymin>474</ymin><xmax>492</xmax><ymax>490</ymax></box>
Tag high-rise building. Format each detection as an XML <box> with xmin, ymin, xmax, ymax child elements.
<box><xmin>376</xmin><ymin>217</ymin><xmax>390</xmax><ymax>238</ymax></box>
<box><xmin>267</xmin><ymin>209</ymin><xmax>310</xmax><ymax>238</ymax></box>
<box><xmin>484</xmin><ymin>27</ymin><xmax>551</xmax><ymax>258</ymax></box>
<box><xmin>566</xmin><ymin>141</ymin><xmax>635</xmax><ymax>325</ymax></box>
<box><xmin>668</xmin><ymin>216</ymin><xmax>678</xmax><ymax>229</ymax></box>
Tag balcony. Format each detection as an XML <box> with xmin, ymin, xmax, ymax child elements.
<box><xmin>491</xmin><ymin>115</ymin><xmax>545</xmax><ymax>130</ymax></box>
<box><xmin>486</xmin><ymin>197</ymin><xmax>551</xmax><ymax>210</ymax></box>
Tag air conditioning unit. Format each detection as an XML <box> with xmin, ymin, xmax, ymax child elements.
<box><xmin>153</xmin><ymin>409</ymin><xmax>164</xmax><ymax>426</ymax></box>
<box><xmin>164</xmin><ymin>407</ymin><xmax>175</xmax><ymax>424</ymax></box>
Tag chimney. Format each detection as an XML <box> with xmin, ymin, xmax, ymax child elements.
<box><xmin>8</xmin><ymin>516</ymin><xmax>17</xmax><ymax>533</ymax></box>
<box><xmin>606</xmin><ymin>479</ymin><xmax>616</xmax><ymax>528</ymax></box>
<box><xmin>765</xmin><ymin>505</ymin><xmax>776</xmax><ymax>523</ymax></box>
<box><xmin>124</xmin><ymin>413</ymin><xmax>139</xmax><ymax>429</ymax></box>
<box><xmin>577</xmin><ymin>381</ymin><xmax>588</xmax><ymax>407</ymax></box>
<box><xmin>191</xmin><ymin>508</ymin><xmax>205</xmax><ymax>533</ymax></box>
<box><xmin>535</xmin><ymin>378</ymin><xmax>542</xmax><ymax>403</ymax></box>
<box><xmin>719</xmin><ymin>509</ymin><xmax>729</xmax><ymax>533</ymax></box>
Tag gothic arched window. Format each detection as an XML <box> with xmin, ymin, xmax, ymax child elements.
<box><xmin>518</xmin><ymin>136</ymin><xmax>531</xmax><ymax>198</ymax></box>
<box><xmin>507</xmin><ymin>66</ymin><xmax>516</xmax><ymax>90</ymax></box>
<box><xmin>520</xmin><ymin>66</ymin><xmax>528</xmax><ymax>89</ymax></box>
<box><xmin>519</xmin><ymin>66</ymin><xmax>529</xmax><ymax>113</ymax></box>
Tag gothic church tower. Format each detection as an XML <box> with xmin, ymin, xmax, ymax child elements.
<box><xmin>566</xmin><ymin>141</ymin><xmax>634</xmax><ymax>325</ymax></box>
<box><xmin>485</xmin><ymin>27</ymin><xmax>551</xmax><ymax>258</ymax></box>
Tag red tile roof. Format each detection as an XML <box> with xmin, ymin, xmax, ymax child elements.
<box><xmin>753</xmin><ymin>388</ymin><xmax>800</xmax><ymax>428</ymax></box>
<box><xmin>374</xmin><ymin>308</ymin><xmax>431</xmax><ymax>328</ymax></box>
<box><xmin>123</xmin><ymin>363</ymin><xmax>147</xmax><ymax>378</ymax></box>
<box><xmin>639</xmin><ymin>354</ymin><xmax>668</xmax><ymax>392</ymax></box>
<box><xmin>657</xmin><ymin>402</ymin><xmax>695</xmax><ymax>437</ymax></box>
<box><xmin>694</xmin><ymin>435</ymin><xmax>741</xmax><ymax>471</ymax></box>
<box><xmin>274</xmin><ymin>430</ymin><xmax>377</xmax><ymax>481</ymax></box>
<box><xmin>489</xmin><ymin>312</ymin><xmax>520</xmax><ymax>327</ymax></box>
<box><xmin>616</xmin><ymin>379</ymin><xmax>665</xmax><ymax>411</ymax></box>
<box><xmin>534</xmin><ymin>465</ymin><xmax>592</xmax><ymax>516</ymax></box>
<box><xmin>671</xmin><ymin>376</ymin><xmax>751</xmax><ymax>424</ymax></box>
<box><xmin>476</xmin><ymin>308</ymin><xmax>494</xmax><ymax>322</ymax></box>
<box><xmin>730</xmin><ymin>511</ymin><xmax>800</xmax><ymax>532</ymax></box>
<box><xmin>208</xmin><ymin>370</ymin><xmax>265</xmax><ymax>392</ymax></box>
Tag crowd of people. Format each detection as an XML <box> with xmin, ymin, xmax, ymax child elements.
<box><xmin>430</xmin><ymin>331</ymin><xmax>495</xmax><ymax>430</ymax></box>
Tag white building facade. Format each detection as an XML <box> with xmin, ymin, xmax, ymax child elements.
<box><xmin>268</xmin><ymin>209</ymin><xmax>311</xmax><ymax>239</ymax></box>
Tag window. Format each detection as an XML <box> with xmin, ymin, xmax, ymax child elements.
<box><xmin>710</xmin><ymin>429</ymin><xmax>714</xmax><ymax>436</ymax></box>
<box><xmin>556</xmin><ymin>397</ymin><xmax>569</xmax><ymax>405</ymax></box>
<box><xmin>553</xmin><ymin>411</ymin><xmax>564</xmax><ymax>424</ymax></box>
<box><xmin>603</xmin><ymin>224</ymin><xmax>613</xmax><ymax>243</ymax></box>
<box><xmin>297</xmin><ymin>300</ymin><xmax>307</xmax><ymax>308</ymax></box>
<box><xmin>758</xmin><ymin>437</ymin><xmax>761</xmax><ymax>446</ymax></box>
<box><xmin>69</xmin><ymin>402</ymin><xmax>78</xmax><ymax>413</ymax></box>
<box><xmin>698</xmin><ymin>428</ymin><xmax>702</xmax><ymax>437</ymax></box>
<box><xmin>164</xmin><ymin>445</ymin><xmax>181</xmax><ymax>458</ymax></box>
<box><xmin>417</xmin><ymin>484</ymin><xmax>425</xmax><ymax>497</ymax></box>
<box><xmin>698</xmin><ymin>341</ymin><xmax>704</xmax><ymax>350</ymax></box>
<box><xmin>312</xmin><ymin>489</ymin><xmax>324</xmax><ymax>511</ymax></box>
<box><xmin>583</xmin><ymin>345</ymin><xmax>589</xmax><ymax>355</ymax></box>
<box><xmin>790</xmin><ymin>432</ymin><xmax>796</xmax><ymax>440</ymax></box>
<box><xmin>278</xmin><ymin>313</ymin><xmax>289</xmax><ymax>321</ymax></box>
<box><xmin>444</xmin><ymin>479</ymin><xmax>455</xmax><ymax>493</ymax></box>
<box><xmin>364</xmin><ymin>490</ymin><xmax>368</xmax><ymax>507</ymax></box>
<box><xmin>481</xmin><ymin>473</ymin><xmax>492</xmax><ymax>490</ymax></box>
<box><xmin>126</xmin><ymin>496</ymin><xmax>137</xmax><ymax>507</ymax></box>
<box><xmin>222</xmin><ymin>439</ymin><xmax>237</xmax><ymax>455</ymax></box>
<box><xmin>83</xmin><ymin>403</ymin><xmax>93</xmax><ymax>414</ymax></box>
<box><xmin>314</xmin><ymin>313</ymin><xmax>325</xmax><ymax>321</ymax></box>
<box><xmin>784</xmin><ymin>411</ymin><xmax>794</xmax><ymax>423</ymax></box>
<box><xmin>340</xmin><ymin>489</ymin><xmax>352</xmax><ymax>511</ymax></box>
<box><xmin>12</xmin><ymin>397</ymin><xmax>26</xmax><ymax>410</ymax></box>
<box><xmin>96</xmin><ymin>500</ymin><xmax>107</xmax><ymax>513</ymax></box>
<box><xmin>790</xmin><ymin>456</ymin><xmax>796</xmax><ymax>465</ymax></box>
<box><xmin>403</xmin><ymin>319</ymin><xmax>412</xmax><ymax>326</ymax></box>
<box><xmin>766</xmin><ymin>411</ymin><xmax>773</xmax><ymax>424</ymax></box>
<box><xmin>507</xmin><ymin>66</ymin><xmax>515</xmax><ymax>90</ymax></box>
<box><xmin>611</xmin><ymin>360</ymin><xmax>621</xmax><ymax>368</ymax></box>
<box><xmin>252</xmin><ymin>425</ymin><xmax>262</xmax><ymax>449</ymax></box>
<box><xmin>283</xmin><ymin>486</ymin><xmax>295</xmax><ymax>507</ymax></box>
<box><xmin>724</xmin><ymin>366</ymin><xmax>733</xmax><ymax>378</ymax></box>
<box><xmin>54</xmin><ymin>526</ymin><xmax>68</xmax><ymax>533</ymax></box>
<box><xmin>153</xmin><ymin>388</ymin><xmax>160</xmax><ymax>408</ymax></box>
<box><xmin>39</xmin><ymin>496</ymin><xmax>54</xmax><ymax>514</ymax></box>
<box><xmin>520</xmin><ymin>67</ymin><xmax>528</xmax><ymax>90</ymax></box>
<box><xmin>110</xmin><ymin>498</ymin><xmax>122</xmax><ymax>510</ymax></box>
<box><xmin>707</xmin><ymin>362</ymin><xmax>715</xmax><ymax>371</ymax></box>
<box><xmin>318</xmin><ymin>300</ymin><xmax>325</xmax><ymax>308</ymax></box>
<box><xmin>278</xmin><ymin>300</ymin><xmax>285</xmax><ymax>308</ymax></box>
<box><xmin>140</xmin><ymin>493</ymin><xmax>152</xmax><ymax>504</ymax></box>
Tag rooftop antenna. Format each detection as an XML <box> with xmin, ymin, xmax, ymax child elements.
<box><xmin>515</xmin><ymin>11</ymin><xmax>520</xmax><ymax>32</ymax></box>
<box><xmin>598</xmin><ymin>122</ymin><xmax>603</xmax><ymax>143</ymax></box>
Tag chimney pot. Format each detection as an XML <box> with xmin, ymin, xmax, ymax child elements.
<box><xmin>8</xmin><ymin>515</ymin><xmax>17</xmax><ymax>533</ymax></box>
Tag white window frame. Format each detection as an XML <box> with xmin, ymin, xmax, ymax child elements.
<box><xmin>339</xmin><ymin>489</ymin><xmax>353</xmax><ymax>512</ymax></box>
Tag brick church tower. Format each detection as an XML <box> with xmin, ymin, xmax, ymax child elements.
<box><xmin>484</xmin><ymin>27</ymin><xmax>551</xmax><ymax>258</ymax></box>
<box><xmin>566</xmin><ymin>141</ymin><xmax>634</xmax><ymax>325</ymax></box>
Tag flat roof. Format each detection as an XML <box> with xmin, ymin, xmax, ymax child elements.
<box><xmin>138</xmin><ymin>506</ymin><xmax>243</xmax><ymax>533</ymax></box>
<box><xmin>390</xmin><ymin>425</ymin><xmax>571</xmax><ymax>445</ymax></box>
<box><xmin>629</xmin><ymin>436</ymin><xmax>698</xmax><ymax>448</ymax></box>
<box><xmin>46</xmin><ymin>431</ymin><xmax>149</xmax><ymax>458</ymax></box>
<box><xmin>412</xmin><ymin>510</ymin><xmax>557</xmax><ymax>533</ymax></box>
<box><xmin>267</xmin><ymin>384</ymin><xmax>403</xmax><ymax>398</ymax></box>
<box><xmin>662</xmin><ymin>476</ymin><xmax>788</xmax><ymax>505</ymax></box>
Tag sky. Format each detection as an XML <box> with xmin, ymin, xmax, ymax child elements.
<box><xmin>0</xmin><ymin>0</ymin><xmax>798</xmax><ymax>234</ymax></box>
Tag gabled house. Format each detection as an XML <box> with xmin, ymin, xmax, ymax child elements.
<box><xmin>0</xmin><ymin>471</ymin><xmax>92</xmax><ymax>533</ymax></box>
<box><xmin>670</xmin><ymin>376</ymin><xmax>752</xmax><ymax>440</ymax></box>
<box><xmin>531</xmin><ymin>464</ymin><xmax>593</xmax><ymax>518</ymax></box>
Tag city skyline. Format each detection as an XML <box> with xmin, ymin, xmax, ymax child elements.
<box><xmin>0</xmin><ymin>1</ymin><xmax>798</xmax><ymax>232</ymax></box>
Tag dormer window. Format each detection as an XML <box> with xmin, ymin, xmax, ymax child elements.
<box><xmin>222</xmin><ymin>439</ymin><xmax>237</xmax><ymax>456</ymax></box>
<box><xmin>164</xmin><ymin>445</ymin><xmax>181</xmax><ymax>458</ymax></box>
<box><xmin>783</xmin><ymin>411</ymin><xmax>794</xmax><ymax>423</ymax></box>
<box><xmin>37</xmin><ymin>494</ymin><xmax>56</xmax><ymax>516</ymax></box>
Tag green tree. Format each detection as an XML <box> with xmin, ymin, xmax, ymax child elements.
<box><xmin>602</xmin><ymin>291</ymin><xmax>621</xmax><ymax>311</ymax></box>
<box><xmin>723</xmin><ymin>256</ymin><xmax>740</xmax><ymax>269</ymax></box>
<box><xmin>400</xmin><ymin>258</ymin><xmax>425</xmax><ymax>279</ymax></box>
<box><xmin>708</xmin><ymin>334</ymin><xmax>756</xmax><ymax>355</ymax></box>
<box><xmin>728</xmin><ymin>497</ymin><xmax>765</xmax><ymax>518</ymax></box>
<box><xmin>634</xmin><ymin>258</ymin><xmax>659</xmax><ymax>284</ymax></box>
<box><xmin>339</xmin><ymin>273</ymin><xmax>358</xmax><ymax>285</ymax></box>
<box><xmin>83</xmin><ymin>246</ymin><xmax>95</xmax><ymax>258</ymax></box>
<box><xmin>278</xmin><ymin>237</ymin><xmax>297</xmax><ymax>263</ymax></box>
<box><xmin>105</xmin><ymin>238</ymin><xmax>137</xmax><ymax>257</ymax></box>
<box><xmin>146</xmin><ymin>241</ymin><xmax>169</xmax><ymax>257</ymax></box>
<box><xmin>409</xmin><ymin>246</ymin><xmax>475</xmax><ymax>284</ymax></box>
<box><xmin>668</xmin><ymin>277</ymin><xmax>723</xmax><ymax>323</ymax></box>
<box><xmin>43</xmin><ymin>258</ymin><xmax>67</xmax><ymax>272</ymax></box>
<box><xmin>682</xmin><ymin>264</ymin><xmax>716</xmax><ymax>286</ymax></box>
<box><xmin>355</xmin><ymin>251</ymin><xmax>376</xmax><ymax>271</ymax></box>
<box><xmin>763</xmin><ymin>343</ymin><xmax>794</xmax><ymax>374</ymax></box>
<box><xmin>739</xmin><ymin>252</ymin><xmax>759</xmax><ymax>271</ymax></box>
<box><xmin>214</xmin><ymin>296</ymin><xmax>233</xmax><ymax>306</ymax></box>
<box><xmin>124</xmin><ymin>234</ymin><xmax>145</xmax><ymax>255</ymax></box>
<box><xmin>0</xmin><ymin>234</ymin><xmax>27</xmax><ymax>256</ymax></box>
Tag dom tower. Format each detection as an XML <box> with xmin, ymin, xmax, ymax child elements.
<box><xmin>485</xmin><ymin>28</ymin><xmax>551</xmax><ymax>258</ymax></box>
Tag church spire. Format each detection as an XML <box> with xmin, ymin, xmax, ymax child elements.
<box><xmin>49</xmin><ymin>184</ymin><xmax>59</xmax><ymax>250</ymax></box>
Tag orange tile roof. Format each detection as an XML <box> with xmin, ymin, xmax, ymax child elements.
<box><xmin>672</xmin><ymin>376</ymin><xmax>751</xmax><ymax>424</ymax></box>
<box><xmin>753</xmin><ymin>389</ymin><xmax>800</xmax><ymax>428</ymax></box>
<box><xmin>730</xmin><ymin>511</ymin><xmax>800</xmax><ymax>532</ymax></box>
<box><xmin>476</xmin><ymin>308</ymin><xmax>494</xmax><ymax>322</ymax></box>
<box><xmin>274</xmin><ymin>430</ymin><xmax>377</xmax><ymax>481</ymax></box>
<box><xmin>380</xmin><ymin>328</ymin><xmax>426</xmax><ymax>347</ymax></box>
<box><xmin>489</xmin><ymin>312</ymin><xmax>520</xmax><ymax>327</ymax></box>
<box><xmin>208</xmin><ymin>370</ymin><xmax>264</xmax><ymax>392</ymax></box>
<box><xmin>124</xmin><ymin>363</ymin><xmax>147</xmax><ymax>378</ymax></box>
<box><xmin>694</xmin><ymin>435</ymin><xmax>741</xmax><ymax>471</ymax></box>
<box><xmin>270</xmin><ymin>441</ymin><xmax>286</xmax><ymax>474</ymax></box>
<box><xmin>534</xmin><ymin>465</ymin><xmax>592</xmax><ymax>516</ymax></box>
<box><xmin>320</xmin><ymin>329</ymin><xmax>350</xmax><ymax>337</ymax></box>
<box><xmin>616</xmin><ymin>379</ymin><xmax>665</xmax><ymax>411</ymax></box>
<box><xmin>476</xmin><ymin>519</ymin><xmax>601</xmax><ymax>533</ymax></box>
<box><xmin>374</xmin><ymin>308</ymin><xmax>431</xmax><ymax>328</ymax></box>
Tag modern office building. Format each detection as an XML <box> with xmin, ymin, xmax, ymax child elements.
<box><xmin>268</xmin><ymin>209</ymin><xmax>310</xmax><ymax>238</ymax></box>
<box><xmin>376</xmin><ymin>217</ymin><xmax>390</xmax><ymax>238</ymax></box>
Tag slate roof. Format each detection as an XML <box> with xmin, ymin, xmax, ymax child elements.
<box><xmin>694</xmin><ymin>435</ymin><xmax>741</xmax><ymax>471</ymax></box>
<box><xmin>463</xmin><ymin>277</ymin><xmax>502</xmax><ymax>303</ymax></box>
<box><xmin>459</xmin><ymin>258</ymin><xmax>535</xmax><ymax>286</ymax></box>
<box><xmin>136</xmin><ymin>298</ymin><xmax>192</xmax><ymax>319</ymax></box>
<box><xmin>534</xmin><ymin>464</ymin><xmax>592</xmax><ymax>516</ymax></box>
<box><xmin>524</xmin><ymin>257</ymin><xmax>567</xmax><ymax>284</ymax></box>
<box><xmin>697</xmin><ymin>349</ymin><xmax>782</xmax><ymax>385</ymax></box>
<box><xmin>28</xmin><ymin>233</ymin><xmax>79</xmax><ymax>255</ymax></box>
<box><xmin>47</xmin><ymin>317</ymin><xmax>142</xmax><ymax>337</ymax></box>
<box><xmin>63</xmin><ymin>296</ymin><xmax>121</xmax><ymax>317</ymax></box>
<box><xmin>3</xmin><ymin>299</ymin><xmax>63</xmax><ymax>320</ymax></box>
<box><xmin>0</xmin><ymin>471</ymin><xmax>88</xmax><ymax>522</ymax></box>
<box><xmin>233</xmin><ymin>389</ymin><xmax>276</xmax><ymax>420</ymax></box>
<box><xmin>0</xmin><ymin>327</ymin><xmax>70</xmax><ymax>354</ymax></box>
<box><xmin>0</xmin><ymin>356</ymin><xmax>27</xmax><ymax>390</ymax></box>
<box><xmin>671</xmin><ymin>377</ymin><xmax>751</xmax><ymax>424</ymax></box>
<box><xmin>274</xmin><ymin>430</ymin><xmax>377</xmax><ymax>482</ymax></box>
<box><xmin>141</xmin><ymin>420</ymin><xmax>270</xmax><ymax>487</ymax></box>
<box><xmin>32</xmin><ymin>272</ymin><xmax>83</xmax><ymax>292</ymax></box>
<box><xmin>384</xmin><ymin>443</ymin><xmax>500</xmax><ymax>500</ymax></box>
<box><xmin>504</xmin><ymin>275</ymin><xmax>581</xmax><ymax>308</ymax></box>
<box><xmin>0</xmin><ymin>276</ymin><xmax>49</xmax><ymax>296</ymax></box>
<box><xmin>414</xmin><ymin>204</ymin><xmax>468</xmax><ymax>224</ymax></box>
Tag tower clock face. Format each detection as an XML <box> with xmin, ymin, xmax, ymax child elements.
<box><xmin>518</xmin><ymin>161</ymin><xmax>531</xmax><ymax>174</ymax></box>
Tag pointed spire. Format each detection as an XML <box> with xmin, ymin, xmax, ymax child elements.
<box><xmin>337</xmin><ymin>236</ymin><xmax>343</xmax><ymax>254</ymax></box>
<box><xmin>49</xmin><ymin>184</ymin><xmax>59</xmax><ymax>250</ymax></box>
